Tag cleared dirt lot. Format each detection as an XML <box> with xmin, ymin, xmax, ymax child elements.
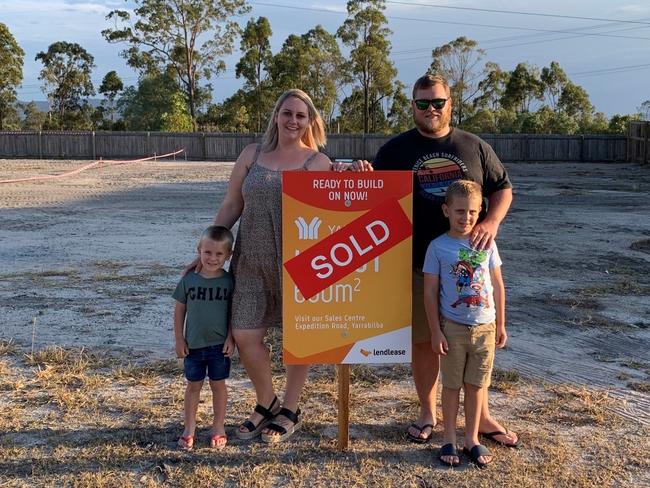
<box><xmin>0</xmin><ymin>158</ymin><xmax>648</xmax><ymax>486</ymax></box>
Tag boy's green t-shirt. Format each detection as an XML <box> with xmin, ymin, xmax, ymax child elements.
<box><xmin>172</xmin><ymin>271</ymin><xmax>233</xmax><ymax>349</ymax></box>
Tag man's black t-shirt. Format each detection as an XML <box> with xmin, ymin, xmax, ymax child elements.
<box><xmin>373</xmin><ymin>127</ymin><xmax>512</xmax><ymax>268</ymax></box>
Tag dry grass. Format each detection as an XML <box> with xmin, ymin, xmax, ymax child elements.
<box><xmin>559</xmin><ymin>313</ymin><xmax>630</xmax><ymax>329</ymax></box>
<box><xmin>628</xmin><ymin>381</ymin><xmax>650</xmax><ymax>393</ymax></box>
<box><xmin>0</xmin><ymin>339</ymin><xmax>20</xmax><ymax>355</ymax></box>
<box><xmin>491</xmin><ymin>368</ymin><xmax>521</xmax><ymax>394</ymax></box>
<box><xmin>581</xmin><ymin>280</ymin><xmax>650</xmax><ymax>297</ymax></box>
<box><xmin>0</xmin><ymin>343</ymin><xmax>648</xmax><ymax>488</ymax></box>
<box><xmin>520</xmin><ymin>385</ymin><xmax>617</xmax><ymax>427</ymax></box>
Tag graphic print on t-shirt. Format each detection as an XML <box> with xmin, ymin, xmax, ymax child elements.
<box><xmin>186</xmin><ymin>285</ymin><xmax>230</xmax><ymax>302</ymax></box>
<box><xmin>413</xmin><ymin>153</ymin><xmax>467</xmax><ymax>202</ymax></box>
<box><xmin>449</xmin><ymin>247</ymin><xmax>489</xmax><ymax>309</ymax></box>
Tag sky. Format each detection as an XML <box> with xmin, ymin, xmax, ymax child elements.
<box><xmin>2</xmin><ymin>0</ymin><xmax>650</xmax><ymax>117</ymax></box>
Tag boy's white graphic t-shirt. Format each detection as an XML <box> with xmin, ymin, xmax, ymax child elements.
<box><xmin>423</xmin><ymin>234</ymin><xmax>501</xmax><ymax>326</ymax></box>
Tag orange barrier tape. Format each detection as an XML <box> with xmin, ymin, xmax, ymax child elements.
<box><xmin>0</xmin><ymin>149</ymin><xmax>185</xmax><ymax>184</ymax></box>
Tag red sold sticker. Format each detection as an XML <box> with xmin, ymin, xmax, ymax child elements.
<box><xmin>284</xmin><ymin>197</ymin><xmax>412</xmax><ymax>300</ymax></box>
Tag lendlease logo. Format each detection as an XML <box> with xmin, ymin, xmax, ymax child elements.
<box><xmin>295</xmin><ymin>216</ymin><xmax>322</xmax><ymax>240</ymax></box>
<box><xmin>359</xmin><ymin>347</ymin><xmax>407</xmax><ymax>357</ymax></box>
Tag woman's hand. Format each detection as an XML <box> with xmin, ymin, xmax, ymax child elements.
<box><xmin>350</xmin><ymin>159</ymin><xmax>374</xmax><ymax>172</ymax></box>
<box><xmin>182</xmin><ymin>256</ymin><xmax>200</xmax><ymax>276</ymax></box>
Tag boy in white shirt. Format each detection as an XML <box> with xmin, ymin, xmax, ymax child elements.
<box><xmin>423</xmin><ymin>180</ymin><xmax>507</xmax><ymax>468</ymax></box>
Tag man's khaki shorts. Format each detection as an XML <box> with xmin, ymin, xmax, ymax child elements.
<box><xmin>412</xmin><ymin>269</ymin><xmax>430</xmax><ymax>344</ymax></box>
<box><xmin>439</xmin><ymin>317</ymin><xmax>496</xmax><ymax>389</ymax></box>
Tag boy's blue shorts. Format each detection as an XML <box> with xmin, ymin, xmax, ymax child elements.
<box><xmin>184</xmin><ymin>344</ymin><xmax>230</xmax><ymax>382</ymax></box>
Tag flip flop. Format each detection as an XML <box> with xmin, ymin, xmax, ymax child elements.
<box><xmin>438</xmin><ymin>443</ymin><xmax>460</xmax><ymax>467</ymax></box>
<box><xmin>406</xmin><ymin>423</ymin><xmax>435</xmax><ymax>444</ymax></box>
<box><xmin>210</xmin><ymin>434</ymin><xmax>227</xmax><ymax>450</ymax></box>
<box><xmin>480</xmin><ymin>430</ymin><xmax>519</xmax><ymax>448</ymax></box>
<box><xmin>177</xmin><ymin>435</ymin><xmax>194</xmax><ymax>451</ymax></box>
<box><xmin>463</xmin><ymin>444</ymin><xmax>493</xmax><ymax>469</ymax></box>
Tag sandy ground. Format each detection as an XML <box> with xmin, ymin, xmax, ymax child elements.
<box><xmin>1</xmin><ymin>158</ymin><xmax>649</xmax><ymax>429</ymax></box>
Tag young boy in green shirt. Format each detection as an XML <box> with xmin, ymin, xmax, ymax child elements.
<box><xmin>173</xmin><ymin>225</ymin><xmax>235</xmax><ymax>450</ymax></box>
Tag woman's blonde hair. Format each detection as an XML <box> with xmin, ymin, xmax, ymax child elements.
<box><xmin>262</xmin><ymin>89</ymin><xmax>326</xmax><ymax>150</ymax></box>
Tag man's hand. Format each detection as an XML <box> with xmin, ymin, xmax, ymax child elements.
<box><xmin>470</xmin><ymin>218</ymin><xmax>500</xmax><ymax>250</ymax></box>
<box><xmin>330</xmin><ymin>159</ymin><xmax>374</xmax><ymax>172</ymax></box>
<box><xmin>431</xmin><ymin>329</ymin><xmax>448</xmax><ymax>355</ymax></box>
<box><xmin>175</xmin><ymin>339</ymin><xmax>189</xmax><ymax>358</ymax></box>
<box><xmin>496</xmin><ymin>325</ymin><xmax>508</xmax><ymax>349</ymax></box>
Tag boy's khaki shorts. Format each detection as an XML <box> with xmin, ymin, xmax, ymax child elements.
<box><xmin>440</xmin><ymin>317</ymin><xmax>496</xmax><ymax>389</ymax></box>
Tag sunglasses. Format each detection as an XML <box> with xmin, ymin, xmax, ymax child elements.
<box><xmin>414</xmin><ymin>98</ymin><xmax>448</xmax><ymax>110</ymax></box>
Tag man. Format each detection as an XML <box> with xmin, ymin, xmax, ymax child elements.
<box><xmin>349</xmin><ymin>74</ymin><xmax>518</xmax><ymax>448</ymax></box>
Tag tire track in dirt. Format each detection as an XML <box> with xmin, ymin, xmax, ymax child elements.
<box><xmin>497</xmin><ymin>162</ymin><xmax>650</xmax><ymax>426</ymax></box>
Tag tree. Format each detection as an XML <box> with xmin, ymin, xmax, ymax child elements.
<box><xmin>474</xmin><ymin>62</ymin><xmax>509</xmax><ymax>112</ymax></box>
<box><xmin>387</xmin><ymin>81</ymin><xmax>411</xmax><ymax>133</ymax></box>
<box><xmin>429</xmin><ymin>36</ymin><xmax>486</xmax><ymax>125</ymax></box>
<box><xmin>202</xmin><ymin>89</ymin><xmax>251</xmax><ymax>132</ymax></box>
<box><xmin>35</xmin><ymin>41</ymin><xmax>95</xmax><ymax>129</ymax></box>
<box><xmin>501</xmin><ymin>63</ymin><xmax>543</xmax><ymax>114</ymax></box>
<box><xmin>540</xmin><ymin>61</ymin><xmax>568</xmax><ymax>111</ymax></box>
<box><xmin>461</xmin><ymin>108</ymin><xmax>498</xmax><ymax>134</ymax></box>
<box><xmin>160</xmin><ymin>92</ymin><xmax>194</xmax><ymax>131</ymax></box>
<box><xmin>268</xmin><ymin>34</ymin><xmax>305</xmax><ymax>95</ymax></box>
<box><xmin>21</xmin><ymin>102</ymin><xmax>46</xmax><ymax>130</ymax></box>
<box><xmin>638</xmin><ymin>100</ymin><xmax>650</xmax><ymax>121</ymax></box>
<box><xmin>103</xmin><ymin>0</ymin><xmax>250</xmax><ymax>130</ymax></box>
<box><xmin>334</xmin><ymin>87</ymin><xmax>388</xmax><ymax>133</ymax></box>
<box><xmin>99</xmin><ymin>70</ymin><xmax>124</xmax><ymax>125</ymax></box>
<box><xmin>299</xmin><ymin>26</ymin><xmax>346</xmax><ymax>126</ymax></box>
<box><xmin>558</xmin><ymin>82</ymin><xmax>593</xmax><ymax>118</ymax></box>
<box><xmin>270</xmin><ymin>26</ymin><xmax>345</xmax><ymax>127</ymax></box>
<box><xmin>518</xmin><ymin>106</ymin><xmax>578</xmax><ymax>134</ymax></box>
<box><xmin>236</xmin><ymin>16</ymin><xmax>272</xmax><ymax>132</ymax></box>
<box><xmin>608</xmin><ymin>113</ymin><xmax>641</xmax><ymax>134</ymax></box>
<box><xmin>118</xmin><ymin>74</ymin><xmax>184</xmax><ymax>131</ymax></box>
<box><xmin>0</xmin><ymin>23</ymin><xmax>24</xmax><ymax>130</ymax></box>
<box><xmin>337</xmin><ymin>0</ymin><xmax>396</xmax><ymax>134</ymax></box>
<box><xmin>580</xmin><ymin>111</ymin><xmax>609</xmax><ymax>133</ymax></box>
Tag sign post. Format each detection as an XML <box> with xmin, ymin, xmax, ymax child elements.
<box><xmin>337</xmin><ymin>364</ymin><xmax>350</xmax><ymax>450</ymax></box>
<box><xmin>282</xmin><ymin>171</ymin><xmax>412</xmax><ymax>450</ymax></box>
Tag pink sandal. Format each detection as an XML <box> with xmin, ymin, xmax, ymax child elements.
<box><xmin>177</xmin><ymin>435</ymin><xmax>194</xmax><ymax>451</ymax></box>
<box><xmin>210</xmin><ymin>434</ymin><xmax>228</xmax><ymax>450</ymax></box>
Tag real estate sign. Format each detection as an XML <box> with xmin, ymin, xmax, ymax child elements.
<box><xmin>282</xmin><ymin>171</ymin><xmax>412</xmax><ymax>365</ymax></box>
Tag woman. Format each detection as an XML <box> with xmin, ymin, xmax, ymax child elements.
<box><xmin>208</xmin><ymin>89</ymin><xmax>331</xmax><ymax>443</ymax></box>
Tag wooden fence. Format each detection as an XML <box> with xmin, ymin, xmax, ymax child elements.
<box><xmin>0</xmin><ymin>130</ymin><xmax>628</xmax><ymax>162</ymax></box>
<box><xmin>627</xmin><ymin>121</ymin><xmax>650</xmax><ymax>164</ymax></box>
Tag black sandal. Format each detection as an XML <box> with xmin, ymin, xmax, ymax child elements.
<box><xmin>236</xmin><ymin>396</ymin><xmax>279</xmax><ymax>440</ymax></box>
<box><xmin>261</xmin><ymin>407</ymin><xmax>302</xmax><ymax>443</ymax></box>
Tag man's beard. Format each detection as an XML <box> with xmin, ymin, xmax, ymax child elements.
<box><xmin>414</xmin><ymin>108</ymin><xmax>451</xmax><ymax>135</ymax></box>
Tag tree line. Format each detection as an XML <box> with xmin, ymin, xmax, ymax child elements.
<box><xmin>0</xmin><ymin>0</ymin><xmax>648</xmax><ymax>134</ymax></box>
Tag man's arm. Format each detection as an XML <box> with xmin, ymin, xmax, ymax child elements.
<box><xmin>470</xmin><ymin>187</ymin><xmax>513</xmax><ymax>250</ymax></box>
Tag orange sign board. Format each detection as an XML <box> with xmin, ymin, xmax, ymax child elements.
<box><xmin>282</xmin><ymin>171</ymin><xmax>412</xmax><ymax>364</ymax></box>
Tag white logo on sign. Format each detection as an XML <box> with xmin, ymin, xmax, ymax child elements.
<box><xmin>295</xmin><ymin>217</ymin><xmax>322</xmax><ymax>240</ymax></box>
